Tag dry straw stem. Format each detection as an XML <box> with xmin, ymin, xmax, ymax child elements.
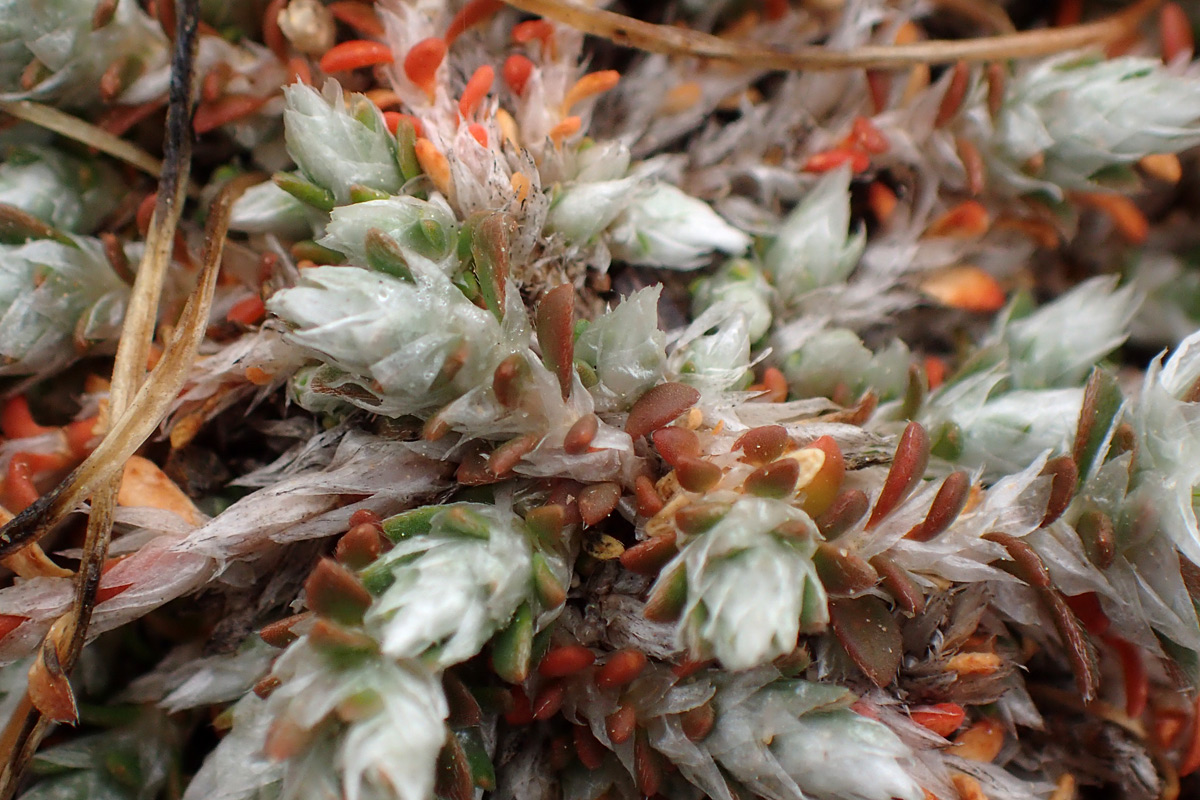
<box><xmin>501</xmin><ymin>0</ymin><xmax>1159</xmax><ymax>70</ymax></box>
<box><xmin>0</xmin><ymin>170</ymin><xmax>258</xmax><ymax>798</ymax></box>
<box><xmin>0</xmin><ymin>101</ymin><xmax>201</xmax><ymax>197</ymax></box>
<box><xmin>0</xmin><ymin>1</ymin><xmax>203</xmax><ymax>792</ymax></box>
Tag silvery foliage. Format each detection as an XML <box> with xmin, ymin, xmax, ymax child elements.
<box><xmin>0</xmin><ymin>235</ymin><xmax>129</xmax><ymax>378</ymax></box>
<box><xmin>654</xmin><ymin>497</ymin><xmax>827</xmax><ymax>671</ymax></box>
<box><xmin>362</xmin><ymin>503</ymin><xmax>534</xmax><ymax>665</ymax></box>
<box><xmin>267</xmin><ymin>265</ymin><xmax>521</xmax><ymax>417</ymax></box>
<box><xmin>970</xmin><ymin>54</ymin><xmax>1200</xmax><ymax>197</ymax></box>
<box><xmin>763</xmin><ymin>166</ymin><xmax>865</xmax><ymax>305</ymax></box>
<box><xmin>575</xmin><ymin>286</ymin><xmax>668</xmax><ymax>410</ymax></box>
<box><xmin>0</xmin><ymin>0</ymin><xmax>167</xmax><ymax>107</ymax></box>
<box><xmin>0</xmin><ymin>144</ymin><xmax>122</xmax><ymax>233</ymax></box>
<box><xmin>283</xmin><ymin>82</ymin><xmax>404</xmax><ymax>205</ymax></box>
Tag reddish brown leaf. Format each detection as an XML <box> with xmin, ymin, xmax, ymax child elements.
<box><xmin>626</xmin><ymin>383</ymin><xmax>700</xmax><ymax>439</ymax></box>
<box><xmin>536</xmin><ymin>284</ymin><xmax>575</xmax><ymax>400</ymax></box>
<box><xmin>829</xmin><ymin>595</ymin><xmax>902</xmax><ymax>688</ymax></box>
<box><xmin>867</xmin><ymin>422</ymin><xmax>930</xmax><ymax>528</ymax></box>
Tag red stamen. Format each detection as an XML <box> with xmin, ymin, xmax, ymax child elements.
<box><xmin>445</xmin><ymin>0</ymin><xmax>503</xmax><ymax>45</ymax></box>
<box><xmin>459</xmin><ymin>65</ymin><xmax>494</xmax><ymax>118</ymax></box>
<box><xmin>803</xmin><ymin>147</ymin><xmax>870</xmax><ymax>174</ymax></box>
<box><xmin>327</xmin><ymin>1</ymin><xmax>385</xmax><ymax>38</ymax></box>
<box><xmin>512</xmin><ymin>19</ymin><xmax>554</xmax><ymax>46</ymax></box>
<box><xmin>1</xmin><ymin>396</ymin><xmax>55</xmax><ymax>439</ymax></box>
<box><xmin>847</xmin><ymin>116</ymin><xmax>888</xmax><ymax>154</ymax></box>
<box><xmin>286</xmin><ymin>57</ymin><xmax>313</xmax><ymax>85</ymax></box>
<box><xmin>194</xmin><ymin>95</ymin><xmax>271</xmax><ymax>135</ymax></box>
<box><xmin>467</xmin><ymin>123</ymin><xmax>488</xmax><ymax>147</ymax></box>
<box><xmin>503</xmin><ymin>54</ymin><xmax>534</xmax><ymax>96</ymax></box>
<box><xmin>227</xmin><ymin>295</ymin><xmax>267</xmax><ymax>326</ymax></box>
<box><xmin>4</xmin><ymin>455</ymin><xmax>40</xmax><ymax>512</ymax></box>
<box><xmin>263</xmin><ymin>0</ymin><xmax>289</xmax><ymax>61</ymax></box>
<box><xmin>1162</xmin><ymin>3</ymin><xmax>1195</xmax><ymax>63</ymax></box>
<box><xmin>762</xmin><ymin>0</ymin><xmax>788</xmax><ymax>21</ymax></box>
<box><xmin>319</xmin><ymin>40</ymin><xmax>394</xmax><ymax>73</ymax></box>
<box><xmin>404</xmin><ymin>38</ymin><xmax>447</xmax><ymax>101</ymax></box>
<box><xmin>0</xmin><ymin>615</ymin><xmax>26</xmax><ymax>640</ymax></box>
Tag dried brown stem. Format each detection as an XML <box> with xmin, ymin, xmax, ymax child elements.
<box><xmin>500</xmin><ymin>0</ymin><xmax>1159</xmax><ymax>70</ymax></box>
<box><xmin>0</xmin><ymin>1</ymin><xmax>207</xmax><ymax>793</ymax></box>
<box><xmin>0</xmin><ymin>100</ymin><xmax>199</xmax><ymax>197</ymax></box>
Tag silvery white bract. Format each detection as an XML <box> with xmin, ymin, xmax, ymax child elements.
<box><xmin>267</xmin><ymin>266</ymin><xmax>512</xmax><ymax>417</ymax></box>
<box><xmin>260</xmin><ymin>640</ymin><xmax>448</xmax><ymax>800</ymax></box>
<box><xmin>691</xmin><ymin>259</ymin><xmax>774</xmax><ymax>342</ymax></box>
<box><xmin>0</xmin><ymin>145</ymin><xmax>121</xmax><ymax>233</ymax></box>
<box><xmin>336</xmin><ymin>662</ymin><xmax>448</xmax><ymax>800</ymax></box>
<box><xmin>670</xmin><ymin>306</ymin><xmax>753</xmax><ymax>394</ymax></box>
<box><xmin>181</xmin><ymin>695</ymin><xmax>282</xmax><ymax>800</ymax></box>
<box><xmin>980</xmin><ymin>54</ymin><xmax>1200</xmax><ymax>196</ymax></box>
<box><xmin>706</xmin><ymin>674</ymin><xmax>922</xmax><ymax>800</ymax></box>
<box><xmin>545</xmin><ymin>176</ymin><xmax>639</xmax><ymax>244</ymax></box>
<box><xmin>782</xmin><ymin>329</ymin><xmax>910</xmax><ymax>401</ymax></box>
<box><xmin>1134</xmin><ymin>330</ymin><xmax>1200</xmax><ymax>565</ymax></box>
<box><xmin>0</xmin><ymin>236</ymin><xmax>129</xmax><ymax>378</ymax></box>
<box><xmin>0</xmin><ymin>0</ymin><xmax>167</xmax><ymax>107</ymax></box>
<box><xmin>951</xmin><ymin>387</ymin><xmax>1082</xmax><ymax>479</ymax></box>
<box><xmin>283</xmin><ymin>83</ymin><xmax>404</xmax><ymax>205</ymax></box>
<box><xmin>320</xmin><ymin>196</ymin><xmax>460</xmax><ymax>273</ymax></box>
<box><xmin>608</xmin><ymin>182</ymin><xmax>750</xmax><ymax>268</ymax></box>
<box><xmin>763</xmin><ymin>166</ymin><xmax>865</xmax><ymax>304</ymax></box>
<box><xmin>575</xmin><ymin>286</ymin><xmax>668</xmax><ymax>410</ymax></box>
<box><xmin>1001</xmin><ymin>276</ymin><xmax>1139</xmax><ymax>389</ymax></box>
<box><xmin>229</xmin><ymin>180</ymin><xmax>324</xmax><ymax>238</ymax></box>
<box><xmin>361</xmin><ymin>503</ymin><xmax>533</xmax><ymax>666</ymax></box>
<box><xmin>657</xmin><ymin>498</ymin><xmax>826</xmax><ymax>671</ymax></box>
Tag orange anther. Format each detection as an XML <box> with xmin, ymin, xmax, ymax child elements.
<box><xmin>327</xmin><ymin>1</ymin><xmax>385</xmax><ymax>37</ymax></box>
<box><xmin>403</xmin><ymin>37</ymin><xmax>446</xmax><ymax>101</ymax></box>
<box><xmin>803</xmin><ymin>147</ymin><xmax>870</xmax><ymax>174</ymax></box>
<box><xmin>194</xmin><ymin>94</ymin><xmax>270</xmax><ymax>135</ymax></box>
<box><xmin>414</xmin><ymin>138</ymin><xmax>452</xmax><ymax>195</ymax></box>
<box><xmin>227</xmin><ymin>295</ymin><xmax>267</xmax><ymax>326</ymax></box>
<box><xmin>383</xmin><ymin>111</ymin><xmax>423</xmax><ymax>136</ymax></box>
<box><xmin>1162</xmin><ymin>3</ymin><xmax>1194</xmax><ymax>63</ymax></box>
<box><xmin>910</xmin><ymin>703</ymin><xmax>966</xmax><ymax>737</ymax></box>
<box><xmin>562</xmin><ymin>70</ymin><xmax>620</xmax><ymax>114</ymax></box>
<box><xmin>3</xmin><ymin>455</ymin><xmax>40</xmax><ymax>512</ymax></box>
<box><xmin>921</xmin><ymin>266</ymin><xmax>1005</xmax><ymax>313</ymax></box>
<box><xmin>762</xmin><ymin>0</ymin><xmax>787</xmax><ymax>21</ymax></box>
<box><xmin>847</xmin><ymin>116</ymin><xmax>888</xmax><ymax>154</ymax></box>
<box><xmin>286</xmin><ymin>56</ymin><xmax>312</xmax><ymax>85</ymax></box>
<box><xmin>245</xmin><ymin>366</ymin><xmax>273</xmax><ymax>386</ymax></box>
<box><xmin>924</xmin><ymin>356</ymin><xmax>948</xmax><ymax>390</ymax></box>
<box><xmin>366</xmin><ymin>88</ymin><xmax>402</xmax><ymax>110</ymax></box>
<box><xmin>1073</xmin><ymin>192</ymin><xmax>1148</xmax><ymax>245</ymax></box>
<box><xmin>459</xmin><ymin>65</ymin><xmax>494</xmax><ymax>118</ymax></box>
<box><xmin>548</xmin><ymin>115</ymin><xmax>582</xmax><ymax>143</ymax></box>
<box><xmin>468</xmin><ymin>123</ymin><xmax>488</xmax><ymax>147</ymax></box>
<box><xmin>445</xmin><ymin>0</ymin><xmax>503</xmax><ymax>45</ymax></box>
<box><xmin>65</xmin><ymin>417</ymin><xmax>99</xmax><ymax>458</ymax></box>
<box><xmin>512</xmin><ymin>19</ymin><xmax>554</xmax><ymax>46</ymax></box>
<box><xmin>318</xmin><ymin>39</ymin><xmax>393</xmax><ymax>73</ymax></box>
<box><xmin>263</xmin><ymin>0</ymin><xmax>289</xmax><ymax>60</ymax></box>
<box><xmin>503</xmin><ymin>54</ymin><xmax>534</xmax><ymax>96</ymax></box>
<box><xmin>926</xmin><ymin>200</ymin><xmax>989</xmax><ymax>238</ymax></box>
<box><xmin>868</xmin><ymin>181</ymin><xmax>898</xmax><ymax>224</ymax></box>
<box><xmin>2</xmin><ymin>396</ymin><xmax>55</xmax><ymax>439</ymax></box>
